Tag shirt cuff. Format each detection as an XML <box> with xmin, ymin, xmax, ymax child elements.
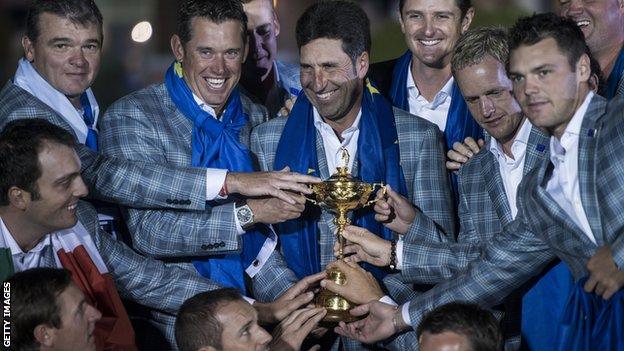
<box><xmin>233</xmin><ymin>203</ymin><xmax>245</xmax><ymax>235</ymax></box>
<box><xmin>401</xmin><ymin>302</ymin><xmax>412</xmax><ymax>327</ymax></box>
<box><xmin>395</xmin><ymin>235</ymin><xmax>404</xmax><ymax>270</ymax></box>
<box><xmin>244</xmin><ymin>296</ymin><xmax>256</xmax><ymax>305</ymax></box>
<box><xmin>206</xmin><ymin>168</ymin><xmax>228</xmax><ymax>201</ymax></box>
<box><xmin>244</xmin><ymin>225</ymin><xmax>278</xmax><ymax>278</ymax></box>
<box><xmin>379</xmin><ymin>295</ymin><xmax>398</xmax><ymax>306</ymax></box>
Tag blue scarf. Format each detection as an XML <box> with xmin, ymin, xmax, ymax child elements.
<box><xmin>80</xmin><ymin>93</ymin><xmax>98</xmax><ymax>152</ymax></box>
<box><xmin>553</xmin><ymin>278</ymin><xmax>623</xmax><ymax>351</ymax></box>
<box><xmin>165</xmin><ymin>61</ymin><xmax>267</xmax><ymax>293</ymax></box>
<box><xmin>273</xmin><ymin>81</ymin><xmax>408</xmax><ymax>280</ymax></box>
<box><xmin>606</xmin><ymin>46</ymin><xmax>624</xmax><ymax>100</ymax></box>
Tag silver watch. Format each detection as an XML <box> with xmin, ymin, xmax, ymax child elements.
<box><xmin>235</xmin><ymin>200</ymin><xmax>254</xmax><ymax>230</ymax></box>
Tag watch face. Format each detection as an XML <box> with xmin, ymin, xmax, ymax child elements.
<box><xmin>237</xmin><ymin>206</ymin><xmax>253</xmax><ymax>224</ymax></box>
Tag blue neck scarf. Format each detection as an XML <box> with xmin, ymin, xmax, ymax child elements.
<box><xmin>605</xmin><ymin>46</ymin><xmax>624</xmax><ymax>100</ymax></box>
<box><xmin>79</xmin><ymin>93</ymin><xmax>98</xmax><ymax>152</ymax></box>
<box><xmin>273</xmin><ymin>82</ymin><xmax>408</xmax><ymax>280</ymax></box>
<box><xmin>165</xmin><ymin>61</ymin><xmax>266</xmax><ymax>293</ymax></box>
<box><xmin>387</xmin><ymin>51</ymin><xmax>482</xmax><ymax>151</ymax></box>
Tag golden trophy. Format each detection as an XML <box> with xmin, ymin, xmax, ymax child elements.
<box><xmin>308</xmin><ymin>149</ymin><xmax>385</xmax><ymax>323</ymax></box>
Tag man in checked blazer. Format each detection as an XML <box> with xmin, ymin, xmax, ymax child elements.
<box><xmin>250</xmin><ymin>2</ymin><xmax>455</xmax><ymax>349</ymax></box>
<box><xmin>99</xmin><ymin>1</ymin><xmax>321</xmax><ymax>349</ymax></box>
<box><xmin>334</xmin><ymin>14</ymin><xmax>624</xmax><ymax>347</ymax></box>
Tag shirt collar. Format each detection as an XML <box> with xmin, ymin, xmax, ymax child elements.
<box><xmin>0</xmin><ymin>216</ymin><xmax>49</xmax><ymax>256</ymax></box>
<box><xmin>313</xmin><ymin>107</ymin><xmax>362</xmax><ymax>139</ymax></box>
<box><xmin>406</xmin><ymin>60</ymin><xmax>454</xmax><ymax>108</ymax></box>
<box><xmin>488</xmin><ymin>117</ymin><xmax>532</xmax><ymax>160</ymax></box>
<box><xmin>549</xmin><ymin>91</ymin><xmax>594</xmax><ymax>159</ymax></box>
<box><xmin>192</xmin><ymin>92</ymin><xmax>219</xmax><ymax>118</ymax></box>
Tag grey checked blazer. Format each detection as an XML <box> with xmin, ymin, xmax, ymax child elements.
<box><xmin>250</xmin><ymin>107</ymin><xmax>456</xmax><ymax>301</ymax></box>
<box><xmin>99</xmin><ymin>83</ymin><xmax>268</xmax><ymax>258</ymax></box>
<box><xmin>0</xmin><ymin>81</ymin><xmax>209</xmax><ymax>211</ymax></box>
<box><xmin>403</xmin><ymin>94</ymin><xmax>624</xmax><ymax>330</ymax></box>
<box><xmin>398</xmin><ymin>124</ymin><xmax>550</xmax><ymax>284</ymax></box>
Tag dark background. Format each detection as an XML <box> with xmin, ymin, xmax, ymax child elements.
<box><xmin>0</xmin><ymin>0</ymin><xmax>556</xmax><ymax>110</ymax></box>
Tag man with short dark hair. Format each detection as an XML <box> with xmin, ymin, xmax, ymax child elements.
<box><xmin>0</xmin><ymin>0</ymin><xmax>317</xmax><ymax>237</ymax></box>
<box><xmin>0</xmin><ymin>119</ymin><xmax>237</xmax><ymax>350</ymax></box>
<box><xmin>5</xmin><ymin>268</ymin><xmax>102</xmax><ymax>351</ymax></box>
<box><xmin>557</xmin><ymin>0</ymin><xmax>624</xmax><ymax>99</ymax></box>
<box><xmin>99</xmin><ymin>1</ymin><xmax>321</xmax><ymax>348</ymax></box>
<box><xmin>240</xmin><ymin>0</ymin><xmax>301</xmax><ymax>118</ymax></box>
<box><xmin>417</xmin><ymin>302</ymin><xmax>502</xmax><ymax>351</ymax></box>
<box><xmin>251</xmin><ymin>1</ymin><xmax>454</xmax><ymax>349</ymax></box>
<box><xmin>175</xmin><ymin>288</ymin><xmax>325</xmax><ymax>351</ymax></box>
<box><xmin>335</xmin><ymin>13</ymin><xmax>624</xmax><ymax>349</ymax></box>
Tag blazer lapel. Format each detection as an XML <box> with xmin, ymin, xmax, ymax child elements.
<box><xmin>315</xmin><ymin>130</ymin><xmax>331</xmax><ymax>179</ymax></box>
<box><xmin>523</xmin><ymin>126</ymin><xmax>549</xmax><ymax>176</ymax></box>
<box><xmin>481</xmin><ymin>149</ymin><xmax>514</xmax><ymax>226</ymax></box>
<box><xmin>577</xmin><ymin>95</ymin><xmax>607</xmax><ymax>245</ymax></box>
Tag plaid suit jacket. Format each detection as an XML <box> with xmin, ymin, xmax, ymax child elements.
<box><xmin>399</xmin><ymin>124</ymin><xmax>550</xmax><ymax>284</ymax></box>
<box><xmin>404</xmin><ymin>94</ymin><xmax>624</xmax><ymax>329</ymax></box>
<box><xmin>0</xmin><ymin>81</ymin><xmax>209</xmax><ymax>211</ymax></box>
<box><xmin>250</xmin><ymin>106</ymin><xmax>456</xmax><ymax>302</ymax></box>
<box><xmin>99</xmin><ymin>83</ymin><xmax>268</xmax><ymax>258</ymax></box>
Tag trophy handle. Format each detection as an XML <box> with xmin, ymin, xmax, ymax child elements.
<box><xmin>306</xmin><ymin>197</ymin><xmax>319</xmax><ymax>205</ymax></box>
<box><xmin>364</xmin><ymin>184</ymin><xmax>387</xmax><ymax>206</ymax></box>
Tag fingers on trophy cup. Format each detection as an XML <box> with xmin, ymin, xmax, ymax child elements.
<box><xmin>308</xmin><ymin>148</ymin><xmax>385</xmax><ymax>323</ymax></box>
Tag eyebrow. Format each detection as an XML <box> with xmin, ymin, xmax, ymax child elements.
<box><xmin>53</xmin><ymin>172</ymin><xmax>80</xmax><ymax>186</ymax></box>
<box><xmin>48</xmin><ymin>37</ymin><xmax>101</xmax><ymax>45</ymax></box>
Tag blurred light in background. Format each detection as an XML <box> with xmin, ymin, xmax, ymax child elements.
<box><xmin>131</xmin><ymin>21</ymin><xmax>152</xmax><ymax>43</ymax></box>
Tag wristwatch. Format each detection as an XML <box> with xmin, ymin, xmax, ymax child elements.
<box><xmin>235</xmin><ymin>200</ymin><xmax>255</xmax><ymax>231</ymax></box>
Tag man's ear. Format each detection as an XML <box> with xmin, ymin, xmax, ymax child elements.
<box><xmin>356</xmin><ymin>51</ymin><xmax>370</xmax><ymax>80</ymax></box>
<box><xmin>8</xmin><ymin>186</ymin><xmax>29</xmax><ymax>210</ymax></box>
<box><xmin>170</xmin><ymin>34</ymin><xmax>185</xmax><ymax>63</ymax></box>
<box><xmin>33</xmin><ymin>324</ymin><xmax>57</xmax><ymax>348</ymax></box>
<box><xmin>273</xmin><ymin>11</ymin><xmax>281</xmax><ymax>37</ymax></box>
<box><xmin>22</xmin><ymin>36</ymin><xmax>35</xmax><ymax>62</ymax></box>
<box><xmin>577</xmin><ymin>53</ymin><xmax>591</xmax><ymax>82</ymax></box>
<box><xmin>461</xmin><ymin>7</ymin><xmax>475</xmax><ymax>33</ymax></box>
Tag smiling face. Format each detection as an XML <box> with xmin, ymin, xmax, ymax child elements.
<box><xmin>25</xmin><ymin>141</ymin><xmax>88</xmax><ymax>235</ymax></box>
<box><xmin>299</xmin><ymin>38</ymin><xmax>368</xmax><ymax>124</ymax></box>
<box><xmin>22</xmin><ymin>13</ymin><xmax>102</xmax><ymax>107</ymax></box>
<box><xmin>216</xmin><ymin>300</ymin><xmax>272</xmax><ymax>351</ymax></box>
<box><xmin>242</xmin><ymin>0</ymin><xmax>280</xmax><ymax>80</ymax></box>
<box><xmin>557</xmin><ymin>0</ymin><xmax>624</xmax><ymax>54</ymax></box>
<box><xmin>400</xmin><ymin>0</ymin><xmax>473</xmax><ymax>69</ymax></box>
<box><xmin>455</xmin><ymin>56</ymin><xmax>523</xmax><ymax>145</ymax></box>
<box><xmin>171</xmin><ymin>18</ymin><xmax>247</xmax><ymax>115</ymax></box>
<box><xmin>509</xmin><ymin>37</ymin><xmax>591</xmax><ymax>138</ymax></box>
<box><xmin>45</xmin><ymin>283</ymin><xmax>102</xmax><ymax>351</ymax></box>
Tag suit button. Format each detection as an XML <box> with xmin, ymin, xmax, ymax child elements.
<box><xmin>173</xmin><ymin>199</ymin><xmax>180</xmax><ymax>205</ymax></box>
<box><xmin>185</xmin><ymin>199</ymin><xmax>192</xmax><ymax>205</ymax></box>
<box><xmin>208</xmin><ymin>243</ymin><xmax>215</xmax><ymax>249</ymax></box>
<box><xmin>201</xmin><ymin>244</ymin><xmax>208</xmax><ymax>250</ymax></box>
<box><xmin>166</xmin><ymin>199</ymin><xmax>173</xmax><ymax>204</ymax></box>
<box><xmin>252</xmin><ymin>259</ymin><xmax>259</xmax><ymax>267</ymax></box>
<box><xmin>220</xmin><ymin>241</ymin><xmax>225</xmax><ymax>247</ymax></box>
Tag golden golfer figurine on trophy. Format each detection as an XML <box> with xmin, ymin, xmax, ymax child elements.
<box><xmin>308</xmin><ymin>148</ymin><xmax>385</xmax><ymax>323</ymax></box>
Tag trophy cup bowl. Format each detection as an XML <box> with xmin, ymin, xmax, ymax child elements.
<box><xmin>308</xmin><ymin>162</ymin><xmax>384</xmax><ymax>324</ymax></box>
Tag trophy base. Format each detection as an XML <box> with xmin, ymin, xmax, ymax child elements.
<box><xmin>316</xmin><ymin>267</ymin><xmax>360</xmax><ymax>324</ymax></box>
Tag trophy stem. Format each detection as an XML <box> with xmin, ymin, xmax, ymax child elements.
<box><xmin>335</xmin><ymin>208</ymin><xmax>349</xmax><ymax>260</ymax></box>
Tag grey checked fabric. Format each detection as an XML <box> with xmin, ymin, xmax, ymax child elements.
<box><xmin>398</xmin><ymin>125</ymin><xmax>550</xmax><ymax>284</ymax></box>
<box><xmin>251</xmin><ymin>107</ymin><xmax>455</xmax><ymax>350</ymax></box>
<box><xmin>0</xmin><ymin>81</ymin><xmax>209</xmax><ymax>211</ymax></box>
<box><xmin>99</xmin><ymin>83</ymin><xmax>268</xmax><ymax>258</ymax></box>
<box><xmin>404</xmin><ymin>94</ymin><xmax>624</xmax><ymax>331</ymax></box>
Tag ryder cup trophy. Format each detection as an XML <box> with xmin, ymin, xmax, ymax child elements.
<box><xmin>308</xmin><ymin>148</ymin><xmax>385</xmax><ymax>323</ymax></box>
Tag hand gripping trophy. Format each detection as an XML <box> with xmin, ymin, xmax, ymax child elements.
<box><xmin>308</xmin><ymin>148</ymin><xmax>385</xmax><ymax>323</ymax></box>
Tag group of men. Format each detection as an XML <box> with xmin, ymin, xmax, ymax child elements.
<box><xmin>1</xmin><ymin>0</ymin><xmax>623</xmax><ymax>350</ymax></box>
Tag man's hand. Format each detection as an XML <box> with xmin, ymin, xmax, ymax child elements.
<box><xmin>249</xmin><ymin>193</ymin><xmax>307</xmax><ymax>225</ymax></box>
<box><xmin>374</xmin><ymin>185</ymin><xmax>415</xmax><ymax>235</ymax></box>
<box><xmin>269</xmin><ymin>307</ymin><xmax>326</xmax><ymax>351</ymax></box>
<box><xmin>334</xmin><ymin>301</ymin><xmax>408</xmax><ymax>344</ymax></box>
<box><xmin>320</xmin><ymin>260</ymin><xmax>384</xmax><ymax>304</ymax></box>
<box><xmin>226</xmin><ymin>167</ymin><xmax>321</xmax><ymax>205</ymax></box>
<box><xmin>446</xmin><ymin>137</ymin><xmax>484</xmax><ymax>171</ymax></box>
<box><xmin>584</xmin><ymin>246</ymin><xmax>624</xmax><ymax>299</ymax></box>
<box><xmin>335</xmin><ymin>225</ymin><xmax>391</xmax><ymax>267</ymax></box>
<box><xmin>256</xmin><ymin>272</ymin><xmax>326</xmax><ymax>324</ymax></box>
<box><xmin>278</xmin><ymin>96</ymin><xmax>297</xmax><ymax>118</ymax></box>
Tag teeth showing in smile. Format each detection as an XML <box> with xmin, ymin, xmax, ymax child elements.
<box><xmin>419</xmin><ymin>39</ymin><xmax>442</xmax><ymax>46</ymax></box>
<box><xmin>317</xmin><ymin>90</ymin><xmax>335</xmax><ymax>100</ymax></box>
<box><xmin>205</xmin><ymin>78</ymin><xmax>225</xmax><ymax>89</ymax></box>
<box><xmin>576</xmin><ymin>20</ymin><xmax>590</xmax><ymax>27</ymax></box>
<box><xmin>67</xmin><ymin>204</ymin><xmax>77</xmax><ymax>211</ymax></box>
